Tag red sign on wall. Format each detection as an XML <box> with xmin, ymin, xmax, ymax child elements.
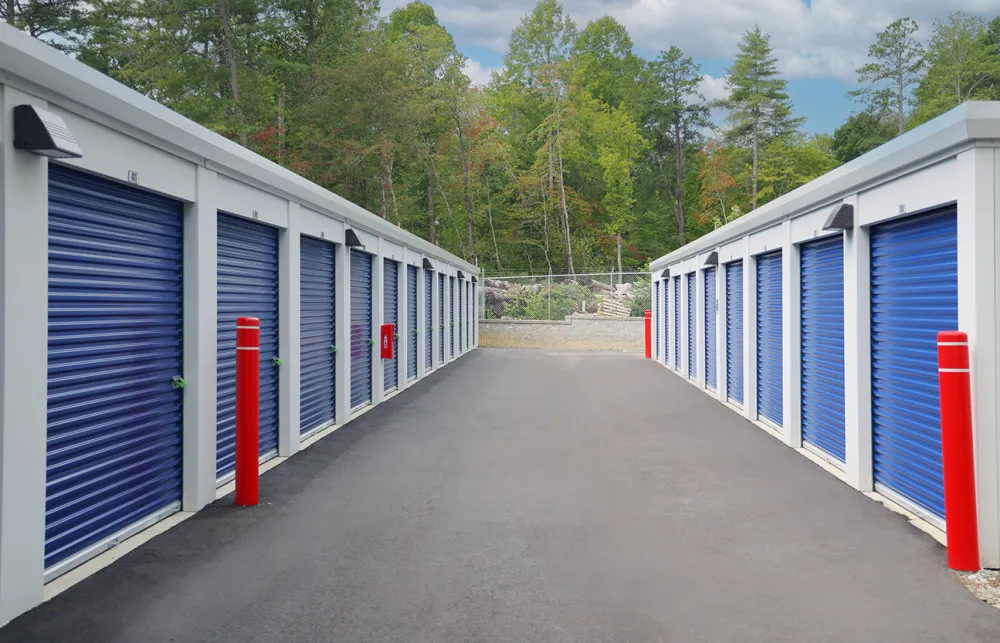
<box><xmin>380</xmin><ymin>324</ymin><xmax>395</xmax><ymax>359</ymax></box>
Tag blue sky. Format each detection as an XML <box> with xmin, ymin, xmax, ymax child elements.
<box><xmin>394</xmin><ymin>0</ymin><xmax>998</xmax><ymax>136</ymax></box>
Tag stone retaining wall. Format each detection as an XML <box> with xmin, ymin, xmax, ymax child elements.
<box><xmin>479</xmin><ymin>315</ymin><xmax>643</xmax><ymax>351</ymax></box>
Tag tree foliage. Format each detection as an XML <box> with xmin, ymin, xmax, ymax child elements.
<box><xmin>12</xmin><ymin>1</ymin><xmax>996</xmax><ymax>273</ymax></box>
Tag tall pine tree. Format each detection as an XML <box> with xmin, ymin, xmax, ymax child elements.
<box><xmin>724</xmin><ymin>25</ymin><xmax>802</xmax><ymax>210</ymax></box>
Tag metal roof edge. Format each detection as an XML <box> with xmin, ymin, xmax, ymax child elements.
<box><xmin>0</xmin><ymin>24</ymin><xmax>478</xmax><ymax>274</ymax></box>
<box><xmin>649</xmin><ymin>101</ymin><xmax>1000</xmax><ymax>271</ymax></box>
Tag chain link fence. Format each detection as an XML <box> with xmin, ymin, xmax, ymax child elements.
<box><xmin>481</xmin><ymin>272</ymin><xmax>651</xmax><ymax>321</ymax></box>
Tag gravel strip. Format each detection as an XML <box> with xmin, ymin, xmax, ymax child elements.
<box><xmin>959</xmin><ymin>570</ymin><xmax>1000</xmax><ymax>608</ymax></box>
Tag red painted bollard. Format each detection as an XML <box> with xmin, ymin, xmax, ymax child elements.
<box><xmin>644</xmin><ymin>310</ymin><xmax>652</xmax><ymax>359</ymax></box>
<box><xmin>937</xmin><ymin>331</ymin><xmax>979</xmax><ymax>571</ymax></box>
<box><xmin>236</xmin><ymin>317</ymin><xmax>260</xmax><ymax>507</ymax></box>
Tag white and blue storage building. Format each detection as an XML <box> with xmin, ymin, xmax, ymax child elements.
<box><xmin>0</xmin><ymin>24</ymin><xmax>478</xmax><ymax>624</ymax></box>
<box><xmin>651</xmin><ymin>101</ymin><xmax>1000</xmax><ymax>570</ymax></box>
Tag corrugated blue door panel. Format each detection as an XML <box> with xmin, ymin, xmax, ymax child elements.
<box><xmin>439</xmin><ymin>277</ymin><xmax>445</xmax><ymax>362</ymax></box>
<box><xmin>351</xmin><ymin>250</ymin><xmax>373</xmax><ymax>410</ymax></box>
<box><xmin>383</xmin><ymin>259</ymin><xmax>399</xmax><ymax>392</ymax></box>
<box><xmin>686</xmin><ymin>274</ymin><xmax>696</xmax><ymax>379</ymax></box>
<box><xmin>756</xmin><ymin>250</ymin><xmax>783</xmax><ymax>426</ymax></box>
<box><xmin>467</xmin><ymin>282</ymin><xmax>472</xmax><ymax>348</ymax></box>
<box><xmin>801</xmin><ymin>235</ymin><xmax>846</xmax><ymax>463</ymax></box>
<box><xmin>726</xmin><ymin>261</ymin><xmax>744</xmax><ymax>406</ymax></box>
<box><xmin>299</xmin><ymin>236</ymin><xmax>335</xmax><ymax>435</ymax></box>
<box><xmin>654</xmin><ymin>282</ymin><xmax>660</xmax><ymax>360</ymax></box>
<box><xmin>217</xmin><ymin>212</ymin><xmax>279</xmax><ymax>477</ymax></box>
<box><xmin>871</xmin><ymin>208</ymin><xmax>957</xmax><ymax>519</ymax></box>
<box><xmin>46</xmin><ymin>165</ymin><xmax>184</xmax><ymax>570</ymax></box>
<box><xmin>450</xmin><ymin>277</ymin><xmax>456</xmax><ymax>357</ymax></box>
<box><xmin>704</xmin><ymin>268</ymin><xmax>717</xmax><ymax>390</ymax></box>
<box><xmin>426</xmin><ymin>271</ymin><xmax>434</xmax><ymax>367</ymax></box>
<box><xmin>458</xmin><ymin>280</ymin><xmax>464</xmax><ymax>353</ymax></box>
<box><xmin>663</xmin><ymin>281</ymin><xmax>669</xmax><ymax>364</ymax></box>
<box><xmin>673</xmin><ymin>276</ymin><xmax>680</xmax><ymax>368</ymax></box>
<box><xmin>408</xmin><ymin>266</ymin><xmax>418</xmax><ymax>380</ymax></box>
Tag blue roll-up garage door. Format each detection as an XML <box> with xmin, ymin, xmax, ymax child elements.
<box><xmin>439</xmin><ymin>276</ymin><xmax>445</xmax><ymax>363</ymax></box>
<box><xmin>654</xmin><ymin>282</ymin><xmax>660</xmax><ymax>361</ymax></box>
<box><xmin>756</xmin><ymin>250</ymin><xmax>782</xmax><ymax>427</ymax></box>
<box><xmin>663</xmin><ymin>281</ymin><xmax>669</xmax><ymax>364</ymax></box>
<box><xmin>217</xmin><ymin>213</ymin><xmax>279</xmax><ymax>477</ymax></box>
<box><xmin>458</xmin><ymin>280</ymin><xmax>464</xmax><ymax>353</ymax></box>
<box><xmin>705</xmin><ymin>268</ymin><xmax>717</xmax><ymax>390</ymax></box>
<box><xmin>871</xmin><ymin>208</ymin><xmax>957</xmax><ymax>520</ymax></box>
<box><xmin>726</xmin><ymin>261</ymin><xmax>744</xmax><ymax>406</ymax></box>
<box><xmin>672</xmin><ymin>276</ymin><xmax>680</xmax><ymax>368</ymax></box>
<box><xmin>46</xmin><ymin>165</ymin><xmax>184</xmax><ymax>572</ymax></box>
<box><xmin>468</xmin><ymin>282</ymin><xmax>473</xmax><ymax>348</ymax></box>
<box><xmin>686</xmin><ymin>274</ymin><xmax>696</xmax><ymax>379</ymax></box>
<box><xmin>408</xmin><ymin>266</ymin><xmax>418</xmax><ymax>380</ymax></box>
<box><xmin>426</xmin><ymin>271</ymin><xmax>434</xmax><ymax>368</ymax></box>
<box><xmin>351</xmin><ymin>250</ymin><xmax>373</xmax><ymax>410</ymax></box>
<box><xmin>383</xmin><ymin>259</ymin><xmax>399</xmax><ymax>393</ymax></box>
<box><xmin>450</xmin><ymin>277</ymin><xmax>456</xmax><ymax>358</ymax></box>
<box><xmin>299</xmin><ymin>236</ymin><xmax>335</xmax><ymax>435</ymax></box>
<box><xmin>801</xmin><ymin>235</ymin><xmax>846</xmax><ymax>463</ymax></box>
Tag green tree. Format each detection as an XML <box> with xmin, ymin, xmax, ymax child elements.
<box><xmin>911</xmin><ymin>12</ymin><xmax>1000</xmax><ymax>126</ymax></box>
<box><xmin>756</xmin><ymin>134</ymin><xmax>838</xmax><ymax>204</ymax></box>
<box><xmin>3</xmin><ymin>0</ymin><xmax>83</xmax><ymax>49</ymax></box>
<box><xmin>493</xmin><ymin>0</ymin><xmax>579</xmax><ymax>274</ymax></box>
<box><xmin>851</xmin><ymin>17</ymin><xmax>924</xmax><ymax>135</ymax></box>
<box><xmin>568</xmin><ymin>16</ymin><xmax>642</xmax><ymax>112</ymax></box>
<box><xmin>830</xmin><ymin>112</ymin><xmax>896</xmax><ymax>163</ymax></box>
<box><xmin>724</xmin><ymin>25</ymin><xmax>803</xmax><ymax>210</ymax></box>
<box><xmin>644</xmin><ymin>46</ymin><xmax>711</xmax><ymax>245</ymax></box>
<box><xmin>695</xmin><ymin>142</ymin><xmax>745</xmax><ymax>230</ymax></box>
<box><xmin>983</xmin><ymin>17</ymin><xmax>1000</xmax><ymax>99</ymax></box>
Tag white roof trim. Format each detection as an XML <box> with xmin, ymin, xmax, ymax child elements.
<box><xmin>0</xmin><ymin>24</ymin><xmax>478</xmax><ymax>275</ymax></box>
<box><xmin>650</xmin><ymin>101</ymin><xmax>1000</xmax><ymax>271</ymax></box>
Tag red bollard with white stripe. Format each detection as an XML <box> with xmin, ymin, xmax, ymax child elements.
<box><xmin>937</xmin><ymin>331</ymin><xmax>979</xmax><ymax>571</ymax></box>
<box><xmin>236</xmin><ymin>316</ymin><xmax>260</xmax><ymax>507</ymax></box>
<box><xmin>644</xmin><ymin>310</ymin><xmax>651</xmax><ymax>359</ymax></box>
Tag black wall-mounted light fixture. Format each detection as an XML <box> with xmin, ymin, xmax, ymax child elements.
<box><xmin>471</xmin><ymin>276</ymin><xmax>478</xmax><ymax>283</ymax></box>
<box><xmin>344</xmin><ymin>229</ymin><xmax>364</xmax><ymax>249</ymax></box>
<box><xmin>13</xmin><ymin>105</ymin><xmax>82</xmax><ymax>159</ymax></box>
<box><xmin>704</xmin><ymin>251</ymin><xmax>719</xmax><ymax>266</ymax></box>
<box><xmin>423</xmin><ymin>258</ymin><xmax>435</xmax><ymax>271</ymax></box>
<box><xmin>659</xmin><ymin>268</ymin><xmax>670</xmax><ymax>280</ymax></box>
<box><xmin>823</xmin><ymin>203</ymin><xmax>854</xmax><ymax>231</ymax></box>
<box><xmin>457</xmin><ymin>270</ymin><xmax>465</xmax><ymax>280</ymax></box>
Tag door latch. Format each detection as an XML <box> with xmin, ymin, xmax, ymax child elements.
<box><xmin>171</xmin><ymin>376</ymin><xmax>187</xmax><ymax>390</ymax></box>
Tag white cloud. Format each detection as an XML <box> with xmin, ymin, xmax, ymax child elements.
<box><xmin>384</xmin><ymin>0</ymin><xmax>997</xmax><ymax>83</ymax></box>
<box><xmin>462</xmin><ymin>59</ymin><xmax>501</xmax><ymax>87</ymax></box>
<box><xmin>699</xmin><ymin>74</ymin><xmax>730</xmax><ymax>103</ymax></box>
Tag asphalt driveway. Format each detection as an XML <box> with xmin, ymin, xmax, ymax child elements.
<box><xmin>3</xmin><ymin>349</ymin><xmax>999</xmax><ymax>642</ymax></box>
